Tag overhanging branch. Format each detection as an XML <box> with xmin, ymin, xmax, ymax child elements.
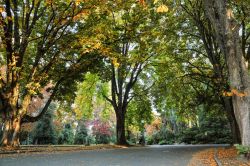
<box><xmin>21</xmin><ymin>79</ymin><xmax>62</xmax><ymax>123</ymax></box>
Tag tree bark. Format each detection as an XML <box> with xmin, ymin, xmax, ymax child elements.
<box><xmin>115</xmin><ymin>110</ymin><xmax>128</xmax><ymax>145</ymax></box>
<box><xmin>0</xmin><ymin>0</ymin><xmax>88</xmax><ymax>147</ymax></box>
<box><xmin>1</xmin><ymin>114</ymin><xmax>21</xmax><ymax>147</ymax></box>
<box><xmin>1</xmin><ymin>119</ymin><xmax>12</xmax><ymax>146</ymax></box>
<box><xmin>181</xmin><ymin>1</ymin><xmax>242</xmax><ymax>144</ymax></box>
<box><xmin>222</xmin><ymin>97</ymin><xmax>241</xmax><ymax>144</ymax></box>
<box><xmin>204</xmin><ymin>0</ymin><xmax>250</xmax><ymax>146</ymax></box>
<box><xmin>11</xmin><ymin>116</ymin><xmax>21</xmax><ymax>147</ymax></box>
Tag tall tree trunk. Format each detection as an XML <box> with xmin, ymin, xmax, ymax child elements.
<box><xmin>222</xmin><ymin>97</ymin><xmax>241</xmax><ymax>144</ymax></box>
<box><xmin>11</xmin><ymin>116</ymin><xmax>21</xmax><ymax>147</ymax></box>
<box><xmin>204</xmin><ymin>0</ymin><xmax>250</xmax><ymax>146</ymax></box>
<box><xmin>115</xmin><ymin>110</ymin><xmax>127</xmax><ymax>145</ymax></box>
<box><xmin>1</xmin><ymin>118</ymin><xmax>12</xmax><ymax>146</ymax></box>
<box><xmin>0</xmin><ymin>93</ymin><xmax>30</xmax><ymax>147</ymax></box>
<box><xmin>1</xmin><ymin>115</ymin><xmax>21</xmax><ymax>147</ymax></box>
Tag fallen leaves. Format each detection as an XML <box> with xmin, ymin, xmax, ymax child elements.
<box><xmin>188</xmin><ymin>147</ymin><xmax>250</xmax><ymax>166</ymax></box>
<box><xmin>188</xmin><ymin>148</ymin><xmax>217</xmax><ymax>166</ymax></box>
<box><xmin>0</xmin><ymin>144</ymin><xmax>128</xmax><ymax>158</ymax></box>
<box><xmin>217</xmin><ymin>147</ymin><xmax>250</xmax><ymax>166</ymax></box>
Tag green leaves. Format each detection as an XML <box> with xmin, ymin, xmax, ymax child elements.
<box><xmin>74</xmin><ymin>73</ymin><xmax>99</xmax><ymax>119</ymax></box>
<box><xmin>74</xmin><ymin>73</ymin><xmax>112</xmax><ymax>120</ymax></box>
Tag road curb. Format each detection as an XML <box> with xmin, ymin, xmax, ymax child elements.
<box><xmin>214</xmin><ymin>148</ymin><xmax>223</xmax><ymax>166</ymax></box>
<box><xmin>0</xmin><ymin>145</ymin><xmax>127</xmax><ymax>155</ymax></box>
<box><xmin>0</xmin><ymin>150</ymin><xmax>42</xmax><ymax>155</ymax></box>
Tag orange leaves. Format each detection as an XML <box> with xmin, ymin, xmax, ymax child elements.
<box><xmin>231</xmin><ymin>89</ymin><xmax>248</xmax><ymax>97</ymax></box>
<box><xmin>217</xmin><ymin>147</ymin><xmax>250</xmax><ymax>166</ymax></box>
<box><xmin>139</xmin><ymin>0</ymin><xmax>146</xmax><ymax>6</ymax></box>
<box><xmin>189</xmin><ymin>147</ymin><xmax>250</xmax><ymax>166</ymax></box>
<box><xmin>0</xmin><ymin>6</ymin><xmax>4</xmax><ymax>13</ymax></box>
<box><xmin>223</xmin><ymin>91</ymin><xmax>233</xmax><ymax>97</ymax></box>
<box><xmin>222</xmin><ymin>89</ymin><xmax>248</xmax><ymax>97</ymax></box>
<box><xmin>188</xmin><ymin>148</ymin><xmax>218</xmax><ymax>166</ymax></box>
<box><xmin>145</xmin><ymin>116</ymin><xmax>162</xmax><ymax>135</ymax></box>
<box><xmin>217</xmin><ymin>147</ymin><xmax>237</xmax><ymax>158</ymax></box>
<box><xmin>73</xmin><ymin>10</ymin><xmax>90</xmax><ymax>21</ymax></box>
<box><xmin>139</xmin><ymin>0</ymin><xmax>145</xmax><ymax>3</ymax></box>
<box><xmin>138</xmin><ymin>0</ymin><xmax>147</xmax><ymax>9</ymax></box>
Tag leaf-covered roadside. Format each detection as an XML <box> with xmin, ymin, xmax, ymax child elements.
<box><xmin>0</xmin><ymin>144</ymin><xmax>128</xmax><ymax>158</ymax></box>
<box><xmin>188</xmin><ymin>147</ymin><xmax>250</xmax><ymax>166</ymax></box>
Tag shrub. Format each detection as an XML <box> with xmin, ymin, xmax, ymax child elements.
<box><xmin>92</xmin><ymin>120</ymin><xmax>112</xmax><ymax>144</ymax></box>
<box><xmin>146</xmin><ymin>127</ymin><xmax>176</xmax><ymax>145</ymax></box>
<box><xmin>178</xmin><ymin>116</ymin><xmax>233</xmax><ymax>144</ymax></box>
<box><xmin>58</xmin><ymin>123</ymin><xmax>74</xmax><ymax>145</ymax></box>
<box><xmin>32</xmin><ymin>110</ymin><xmax>58</xmax><ymax>144</ymax></box>
<box><xmin>235</xmin><ymin>144</ymin><xmax>250</xmax><ymax>159</ymax></box>
<box><xmin>74</xmin><ymin>120</ymin><xmax>88</xmax><ymax>145</ymax></box>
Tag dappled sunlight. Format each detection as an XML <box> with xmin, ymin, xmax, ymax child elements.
<box><xmin>0</xmin><ymin>0</ymin><xmax>250</xmax><ymax>165</ymax></box>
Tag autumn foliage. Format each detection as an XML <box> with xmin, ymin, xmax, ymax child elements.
<box><xmin>189</xmin><ymin>147</ymin><xmax>250</xmax><ymax>166</ymax></box>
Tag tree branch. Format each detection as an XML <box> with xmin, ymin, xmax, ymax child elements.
<box><xmin>21</xmin><ymin>79</ymin><xmax>62</xmax><ymax>123</ymax></box>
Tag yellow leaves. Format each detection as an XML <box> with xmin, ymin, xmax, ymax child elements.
<box><xmin>156</xmin><ymin>4</ymin><xmax>169</xmax><ymax>13</ymax></box>
<box><xmin>25</xmin><ymin>82</ymin><xmax>41</xmax><ymax>95</ymax></box>
<box><xmin>75</xmin><ymin>0</ymin><xmax>81</xmax><ymax>5</ymax></box>
<box><xmin>222</xmin><ymin>88</ymin><xmax>248</xmax><ymax>97</ymax></box>
<box><xmin>78</xmin><ymin>34</ymin><xmax>114</xmax><ymax>58</ymax></box>
<box><xmin>79</xmin><ymin>37</ymin><xmax>103</xmax><ymax>54</ymax></box>
<box><xmin>93</xmin><ymin>42</ymin><xmax>101</xmax><ymax>49</ymax></box>
<box><xmin>112</xmin><ymin>58</ymin><xmax>120</xmax><ymax>68</ymax></box>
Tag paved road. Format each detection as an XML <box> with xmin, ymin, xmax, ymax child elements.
<box><xmin>0</xmin><ymin>145</ymin><xmax>228</xmax><ymax>166</ymax></box>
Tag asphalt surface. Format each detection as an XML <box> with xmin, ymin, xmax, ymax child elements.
<box><xmin>0</xmin><ymin>145</ymin><xmax>229</xmax><ymax>166</ymax></box>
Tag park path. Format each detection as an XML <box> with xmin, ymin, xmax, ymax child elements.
<box><xmin>0</xmin><ymin>145</ymin><xmax>229</xmax><ymax>166</ymax></box>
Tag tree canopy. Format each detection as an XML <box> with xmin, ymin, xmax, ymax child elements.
<box><xmin>0</xmin><ymin>0</ymin><xmax>250</xmax><ymax>147</ymax></box>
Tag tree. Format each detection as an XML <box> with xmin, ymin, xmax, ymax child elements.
<box><xmin>32</xmin><ymin>104</ymin><xmax>57</xmax><ymax>145</ymax></box>
<box><xmin>74</xmin><ymin>73</ymin><xmax>106</xmax><ymax>119</ymax></box>
<box><xmin>73</xmin><ymin>72</ymin><xmax>116</xmax><ymax>144</ymax></box>
<box><xmin>126</xmin><ymin>85</ymin><xmax>153</xmax><ymax>144</ymax></box>
<box><xmin>173</xmin><ymin>0</ymin><xmax>242</xmax><ymax>143</ymax></box>
<box><xmin>58</xmin><ymin>123</ymin><xmax>74</xmax><ymax>145</ymax></box>
<box><xmin>0</xmin><ymin>0</ymin><xmax>102</xmax><ymax>146</ymax></box>
<box><xmin>92</xmin><ymin>119</ymin><xmax>112</xmax><ymax>144</ymax></box>
<box><xmin>179</xmin><ymin>111</ymin><xmax>232</xmax><ymax>144</ymax></box>
<box><xmin>95</xmin><ymin>0</ymin><xmax>164</xmax><ymax>145</ymax></box>
<box><xmin>74</xmin><ymin>119</ymin><xmax>88</xmax><ymax>145</ymax></box>
<box><xmin>203</xmin><ymin>0</ymin><xmax>250</xmax><ymax>146</ymax></box>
